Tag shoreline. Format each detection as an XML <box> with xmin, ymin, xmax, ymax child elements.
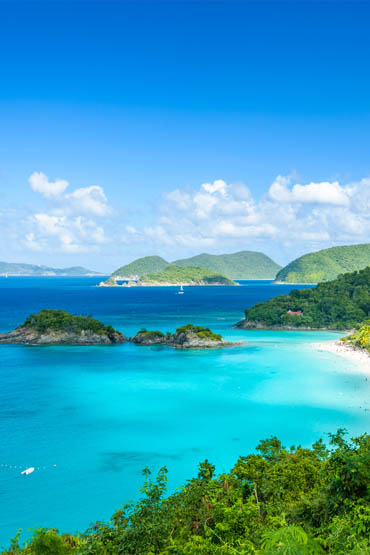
<box><xmin>312</xmin><ymin>339</ymin><xmax>370</xmax><ymax>373</ymax></box>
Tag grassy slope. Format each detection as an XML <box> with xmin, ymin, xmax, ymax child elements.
<box><xmin>140</xmin><ymin>265</ymin><xmax>236</xmax><ymax>285</ymax></box>
<box><xmin>112</xmin><ymin>256</ymin><xmax>169</xmax><ymax>278</ymax></box>
<box><xmin>276</xmin><ymin>244</ymin><xmax>370</xmax><ymax>283</ymax></box>
<box><xmin>174</xmin><ymin>250</ymin><xmax>281</xmax><ymax>279</ymax></box>
<box><xmin>242</xmin><ymin>266</ymin><xmax>370</xmax><ymax>329</ymax></box>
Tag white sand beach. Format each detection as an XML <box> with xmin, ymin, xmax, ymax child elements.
<box><xmin>313</xmin><ymin>340</ymin><xmax>370</xmax><ymax>374</ymax></box>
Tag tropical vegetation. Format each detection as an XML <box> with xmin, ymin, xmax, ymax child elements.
<box><xmin>276</xmin><ymin>244</ymin><xmax>370</xmax><ymax>283</ymax></box>
<box><xmin>110</xmin><ymin>251</ymin><xmax>281</xmax><ymax>280</ymax></box>
<box><xmin>4</xmin><ymin>429</ymin><xmax>370</xmax><ymax>554</ymax></box>
<box><xmin>140</xmin><ymin>265</ymin><xmax>236</xmax><ymax>285</ymax></box>
<box><xmin>22</xmin><ymin>309</ymin><xmax>117</xmax><ymax>337</ymax></box>
<box><xmin>175</xmin><ymin>323</ymin><xmax>222</xmax><ymax>341</ymax></box>
<box><xmin>173</xmin><ymin>251</ymin><xmax>281</xmax><ymax>279</ymax></box>
<box><xmin>343</xmin><ymin>323</ymin><xmax>370</xmax><ymax>352</ymax></box>
<box><xmin>112</xmin><ymin>256</ymin><xmax>169</xmax><ymax>278</ymax></box>
<box><xmin>241</xmin><ymin>266</ymin><xmax>370</xmax><ymax>329</ymax></box>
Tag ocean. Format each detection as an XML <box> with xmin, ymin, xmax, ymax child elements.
<box><xmin>0</xmin><ymin>277</ymin><xmax>369</xmax><ymax>547</ymax></box>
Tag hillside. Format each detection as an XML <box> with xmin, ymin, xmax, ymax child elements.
<box><xmin>174</xmin><ymin>250</ymin><xmax>281</xmax><ymax>279</ymax></box>
<box><xmin>140</xmin><ymin>265</ymin><xmax>236</xmax><ymax>285</ymax></box>
<box><xmin>276</xmin><ymin>244</ymin><xmax>370</xmax><ymax>283</ymax></box>
<box><xmin>112</xmin><ymin>256</ymin><xmax>169</xmax><ymax>278</ymax></box>
<box><xmin>6</xmin><ymin>430</ymin><xmax>370</xmax><ymax>554</ymax></box>
<box><xmin>238</xmin><ymin>266</ymin><xmax>370</xmax><ymax>330</ymax></box>
<box><xmin>0</xmin><ymin>262</ymin><xmax>102</xmax><ymax>276</ymax></box>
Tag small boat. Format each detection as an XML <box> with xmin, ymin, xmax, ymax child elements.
<box><xmin>177</xmin><ymin>285</ymin><xmax>184</xmax><ymax>295</ymax></box>
<box><xmin>21</xmin><ymin>467</ymin><xmax>35</xmax><ymax>475</ymax></box>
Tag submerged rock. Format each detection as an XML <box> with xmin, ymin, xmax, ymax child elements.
<box><xmin>0</xmin><ymin>309</ymin><xmax>126</xmax><ymax>345</ymax></box>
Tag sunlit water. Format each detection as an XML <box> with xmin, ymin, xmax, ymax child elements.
<box><xmin>0</xmin><ymin>277</ymin><xmax>369</xmax><ymax>547</ymax></box>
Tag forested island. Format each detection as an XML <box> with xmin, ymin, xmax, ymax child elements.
<box><xmin>276</xmin><ymin>243</ymin><xmax>370</xmax><ymax>283</ymax></box>
<box><xmin>5</xmin><ymin>429</ymin><xmax>370</xmax><ymax>554</ymax></box>
<box><xmin>0</xmin><ymin>261</ymin><xmax>102</xmax><ymax>276</ymax></box>
<box><xmin>237</xmin><ymin>266</ymin><xmax>370</xmax><ymax>330</ymax></box>
<box><xmin>100</xmin><ymin>265</ymin><xmax>236</xmax><ymax>286</ymax></box>
<box><xmin>0</xmin><ymin>309</ymin><xmax>126</xmax><ymax>345</ymax></box>
<box><xmin>110</xmin><ymin>250</ymin><xmax>281</xmax><ymax>280</ymax></box>
<box><xmin>131</xmin><ymin>323</ymin><xmax>236</xmax><ymax>348</ymax></box>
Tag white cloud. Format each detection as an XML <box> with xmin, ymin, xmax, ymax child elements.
<box><xmin>24</xmin><ymin>172</ymin><xmax>111</xmax><ymax>254</ymax></box>
<box><xmin>269</xmin><ymin>176</ymin><xmax>349</xmax><ymax>206</ymax></box>
<box><xmin>124</xmin><ymin>175</ymin><xmax>370</xmax><ymax>257</ymax></box>
<box><xmin>65</xmin><ymin>185</ymin><xmax>111</xmax><ymax>216</ymax></box>
<box><xmin>29</xmin><ymin>172</ymin><xmax>69</xmax><ymax>198</ymax></box>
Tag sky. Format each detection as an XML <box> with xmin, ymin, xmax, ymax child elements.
<box><xmin>1</xmin><ymin>0</ymin><xmax>370</xmax><ymax>272</ymax></box>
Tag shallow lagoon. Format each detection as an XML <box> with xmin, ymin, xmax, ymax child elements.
<box><xmin>0</xmin><ymin>278</ymin><xmax>369</xmax><ymax>546</ymax></box>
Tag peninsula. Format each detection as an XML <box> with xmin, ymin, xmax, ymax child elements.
<box><xmin>100</xmin><ymin>265</ymin><xmax>237</xmax><ymax>286</ymax></box>
<box><xmin>0</xmin><ymin>309</ymin><xmax>126</xmax><ymax>345</ymax></box>
<box><xmin>236</xmin><ymin>266</ymin><xmax>370</xmax><ymax>330</ymax></box>
<box><xmin>131</xmin><ymin>324</ymin><xmax>239</xmax><ymax>349</ymax></box>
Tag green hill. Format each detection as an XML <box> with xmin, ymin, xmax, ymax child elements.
<box><xmin>140</xmin><ymin>265</ymin><xmax>236</xmax><ymax>285</ymax></box>
<box><xmin>174</xmin><ymin>250</ymin><xmax>281</xmax><ymax>279</ymax></box>
<box><xmin>276</xmin><ymin>244</ymin><xmax>370</xmax><ymax>283</ymax></box>
<box><xmin>0</xmin><ymin>262</ymin><xmax>101</xmax><ymax>276</ymax></box>
<box><xmin>239</xmin><ymin>266</ymin><xmax>370</xmax><ymax>330</ymax></box>
<box><xmin>112</xmin><ymin>256</ymin><xmax>169</xmax><ymax>278</ymax></box>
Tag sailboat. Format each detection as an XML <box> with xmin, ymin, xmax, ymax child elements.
<box><xmin>177</xmin><ymin>285</ymin><xmax>184</xmax><ymax>295</ymax></box>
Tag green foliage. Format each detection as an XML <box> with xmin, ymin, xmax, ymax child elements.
<box><xmin>173</xmin><ymin>251</ymin><xmax>281</xmax><ymax>279</ymax></box>
<box><xmin>243</xmin><ymin>266</ymin><xmax>370</xmax><ymax>329</ymax></box>
<box><xmin>175</xmin><ymin>323</ymin><xmax>223</xmax><ymax>341</ymax></box>
<box><xmin>112</xmin><ymin>256</ymin><xmax>169</xmax><ymax>278</ymax></box>
<box><xmin>22</xmin><ymin>309</ymin><xmax>118</xmax><ymax>337</ymax></box>
<box><xmin>4</xmin><ymin>430</ymin><xmax>370</xmax><ymax>554</ymax></box>
<box><xmin>140</xmin><ymin>265</ymin><xmax>236</xmax><ymax>285</ymax></box>
<box><xmin>343</xmin><ymin>323</ymin><xmax>370</xmax><ymax>352</ymax></box>
<box><xmin>276</xmin><ymin>244</ymin><xmax>370</xmax><ymax>284</ymax></box>
<box><xmin>138</xmin><ymin>328</ymin><xmax>166</xmax><ymax>339</ymax></box>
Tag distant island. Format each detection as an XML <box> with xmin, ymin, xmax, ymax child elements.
<box><xmin>0</xmin><ymin>309</ymin><xmax>126</xmax><ymax>345</ymax></box>
<box><xmin>0</xmin><ymin>261</ymin><xmax>103</xmax><ymax>277</ymax></box>
<box><xmin>275</xmin><ymin>244</ymin><xmax>370</xmax><ymax>283</ymax></box>
<box><xmin>111</xmin><ymin>250</ymin><xmax>281</xmax><ymax>280</ymax></box>
<box><xmin>100</xmin><ymin>265</ymin><xmax>237</xmax><ymax>286</ymax></box>
<box><xmin>131</xmin><ymin>323</ymin><xmax>239</xmax><ymax>348</ymax></box>
<box><xmin>237</xmin><ymin>266</ymin><xmax>370</xmax><ymax>330</ymax></box>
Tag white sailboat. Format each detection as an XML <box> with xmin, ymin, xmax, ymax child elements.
<box><xmin>177</xmin><ymin>285</ymin><xmax>184</xmax><ymax>295</ymax></box>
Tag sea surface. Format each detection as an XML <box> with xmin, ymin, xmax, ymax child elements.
<box><xmin>0</xmin><ymin>277</ymin><xmax>369</xmax><ymax>547</ymax></box>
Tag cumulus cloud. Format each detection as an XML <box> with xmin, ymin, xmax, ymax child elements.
<box><xmin>269</xmin><ymin>175</ymin><xmax>349</xmax><ymax>206</ymax></box>
<box><xmin>29</xmin><ymin>172</ymin><xmax>69</xmax><ymax>198</ymax></box>
<box><xmin>125</xmin><ymin>176</ymin><xmax>370</xmax><ymax>256</ymax></box>
<box><xmin>24</xmin><ymin>172</ymin><xmax>111</xmax><ymax>253</ymax></box>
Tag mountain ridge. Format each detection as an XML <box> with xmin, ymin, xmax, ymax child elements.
<box><xmin>276</xmin><ymin>244</ymin><xmax>370</xmax><ymax>283</ymax></box>
<box><xmin>0</xmin><ymin>262</ymin><xmax>102</xmax><ymax>276</ymax></box>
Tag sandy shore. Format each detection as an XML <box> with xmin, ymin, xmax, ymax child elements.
<box><xmin>312</xmin><ymin>340</ymin><xmax>370</xmax><ymax>373</ymax></box>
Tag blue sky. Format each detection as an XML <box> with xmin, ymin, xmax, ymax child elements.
<box><xmin>1</xmin><ymin>1</ymin><xmax>370</xmax><ymax>271</ymax></box>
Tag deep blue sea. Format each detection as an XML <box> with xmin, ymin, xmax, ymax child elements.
<box><xmin>0</xmin><ymin>277</ymin><xmax>369</xmax><ymax>547</ymax></box>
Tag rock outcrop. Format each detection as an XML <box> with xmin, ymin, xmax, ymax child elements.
<box><xmin>0</xmin><ymin>309</ymin><xmax>126</xmax><ymax>345</ymax></box>
<box><xmin>130</xmin><ymin>324</ymin><xmax>240</xmax><ymax>349</ymax></box>
<box><xmin>0</xmin><ymin>326</ymin><xmax>126</xmax><ymax>345</ymax></box>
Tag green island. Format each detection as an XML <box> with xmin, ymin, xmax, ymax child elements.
<box><xmin>0</xmin><ymin>309</ymin><xmax>126</xmax><ymax>345</ymax></box>
<box><xmin>139</xmin><ymin>265</ymin><xmax>236</xmax><ymax>285</ymax></box>
<box><xmin>238</xmin><ymin>266</ymin><xmax>370</xmax><ymax>330</ymax></box>
<box><xmin>4</xmin><ymin>429</ymin><xmax>370</xmax><ymax>554</ymax></box>
<box><xmin>276</xmin><ymin>244</ymin><xmax>370</xmax><ymax>284</ymax></box>
<box><xmin>173</xmin><ymin>251</ymin><xmax>281</xmax><ymax>279</ymax></box>
<box><xmin>0</xmin><ymin>261</ymin><xmax>101</xmax><ymax>276</ymax></box>
<box><xmin>109</xmin><ymin>250</ymin><xmax>281</xmax><ymax>280</ymax></box>
<box><xmin>131</xmin><ymin>323</ymin><xmax>227</xmax><ymax>348</ymax></box>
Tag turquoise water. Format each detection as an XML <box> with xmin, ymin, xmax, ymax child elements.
<box><xmin>0</xmin><ymin>278</ymin><xmax>369</xmax><ymax>546</ymax></box>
